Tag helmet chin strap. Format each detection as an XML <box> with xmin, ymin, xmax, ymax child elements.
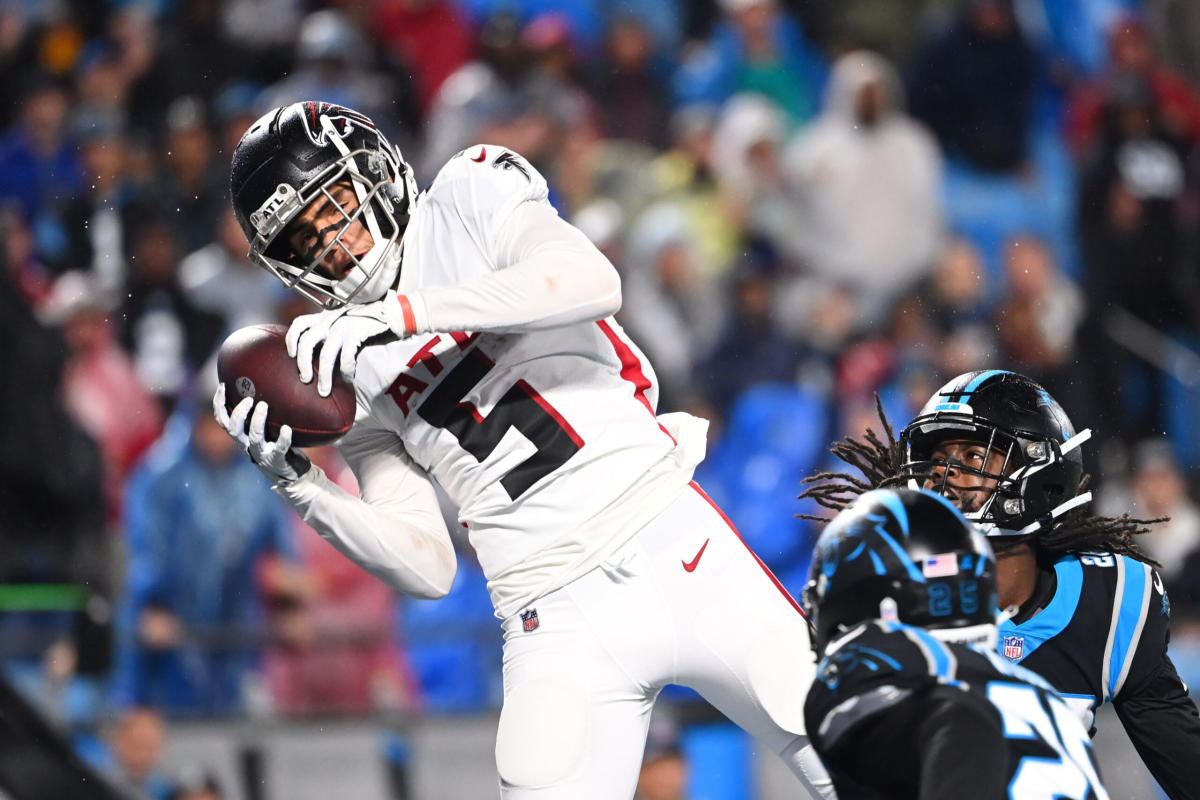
<box><xmin>1012</xmin><ymin>492</ymin><xmax>1093</xmax><ymax>536</ymax></box>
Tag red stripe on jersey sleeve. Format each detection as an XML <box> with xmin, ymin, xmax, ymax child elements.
<box><xmin>688</xmin><ymin>481</ymin><xmax>809</xmax><ymax>620</ymax></box>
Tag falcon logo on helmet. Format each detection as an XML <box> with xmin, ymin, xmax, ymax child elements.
<box><xmin>299</xmin><ymin>102</ymin><xmax>377</xmax><ymax>148</ymax></box>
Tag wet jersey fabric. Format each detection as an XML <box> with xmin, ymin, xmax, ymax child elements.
<box><xmin>804</xmin><ymin>621</ymin><xmax>1109</xmax><ymax>800</ymax></box>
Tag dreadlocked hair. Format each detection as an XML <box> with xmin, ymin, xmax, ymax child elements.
<box><xmin>797</xmin><ymin>395</ymin><xmax>907</xmax><ymax>521</ymax></box>
<box><xmin>796</xmin><ymin>402</ymin><xmax>1167</xmax><ymax>567</ymax></box>
<box><xmin>1032</xmin><ymin>475</ymin><xmax>1164</xmax><ymax>567</ymax></box>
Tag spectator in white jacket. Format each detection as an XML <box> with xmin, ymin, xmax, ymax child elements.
<box><xmin>776</xmin><ymin>49</ymin><xmax>944</xmax><ymax>336</ymax></box>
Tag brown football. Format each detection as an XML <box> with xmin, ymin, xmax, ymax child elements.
<box><xmin>216</xmin><ymin>323</ymin><xmax>356</xmax><ymax>447</ymax></box>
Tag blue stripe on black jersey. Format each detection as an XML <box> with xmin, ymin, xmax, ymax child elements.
<box><xmin>909</xmin><ymin>626</ymin><xmax>956</xmax><ymax>682</ymax></box>
<box><xmin>882</xmin><ymin>620</ymin><xmax>959</xmax><ymax>684</ymax></box>
<box><xmin>998</xmin><ymin>558</ymin><xmax>1084</xmax><ymax>662</ymax></box>
<box><xmin>1105</xmin><ymin>556</ymin><xmax>1150</xmax><ymax>703</ymax></box>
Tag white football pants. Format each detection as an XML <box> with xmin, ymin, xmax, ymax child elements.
<box><xmin>494</xmin><ymin>482</ymin><xmax>833</xmax><ymax>799</ymax></box>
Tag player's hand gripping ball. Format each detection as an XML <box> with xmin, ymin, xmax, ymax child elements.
<box><xmin>216</xmin><ymin>324</ymin><xmax>356</xmax><ymax>446</ymax></box>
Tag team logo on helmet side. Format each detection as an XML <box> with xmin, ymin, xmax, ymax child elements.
<box><xmin>821</xmin><ymin>509</ymin><xmax>926</xmax><ymax>593</ymax></box>
<box><xmin>299</xmin><ymin>102</ymin><xmax>380</xmax><ymax>148</ymax></box>
<box><xmin>1034</xmin><ymin>387</ymin><xmax>1073</xmax><ymax>441</ymax></box>
<box><xmin>492</xmin><ymin>151</ymin><xmax>531</xmax><ymax>181</ymax></box>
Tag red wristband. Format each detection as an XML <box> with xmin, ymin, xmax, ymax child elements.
<box><xmin>397</xmin><ymin>293</ymin><xmax>417</xmax><ymax>336</ymax></box>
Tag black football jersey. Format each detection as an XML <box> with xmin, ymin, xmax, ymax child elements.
<box><xmin>804</xmin><ymin>620</ymin><xmax>1109</xmax><ymax>800</ymax></box>
<box><xmin>998</xmin><ymin>552</ymin><xmax>1200</xmax><ymax>799</ymax></box>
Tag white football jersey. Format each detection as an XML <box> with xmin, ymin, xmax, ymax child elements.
<box><xmin>340</xmin><ymin>146</ymin><xmax>706</xmax><ymax>617</ymax></box>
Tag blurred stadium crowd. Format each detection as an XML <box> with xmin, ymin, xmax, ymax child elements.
<box><xmin>2</xmin><ymin>0</ymin><xmax>1200</xmax><ymax>797</ymax></box>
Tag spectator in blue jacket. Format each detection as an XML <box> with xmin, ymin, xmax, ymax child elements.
<box><xmin>113</xmin><ymin>392</ymin><xmax>299</xmax><ymax>717</ymax></box>
<box><xmin>672</xmin><ymin>0</ymin><xmax>827</xmax><ymax>127</ymax></box>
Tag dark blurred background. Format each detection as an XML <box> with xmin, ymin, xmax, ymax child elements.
<box><xmin>1</xmin><ymin>0</ymin><xmax>1198</xmax><ymax>798</ymax></box>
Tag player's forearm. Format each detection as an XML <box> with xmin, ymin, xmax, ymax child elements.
<box><xmin>273</xmin><ymin>466</ymin><xmax>457</xmax><ymax>598</ymax></box>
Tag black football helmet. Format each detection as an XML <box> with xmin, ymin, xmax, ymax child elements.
<box><xmin>899</xmin><ymin>370</ymin><xmax>1092</xmax><ymax>538</ymax></box>
<box><xmin>802</xmin><ymin>488</ymin><xmax>998</xmax><ymax>655</ymax></box>
<box><xmin>229</xmin><ymin>101</ymin><xmax>419</xmax><ymax>308</ymax></box>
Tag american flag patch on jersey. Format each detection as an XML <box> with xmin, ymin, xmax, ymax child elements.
<box><xmin>922</xmin><ymin>553</ymin><xmax>959</xmax><ymax>578</ymax></box>
<box><xmin>520</xmin><ymin>608</ymin><xmax>539</xmax><ymax>632</ymax></box>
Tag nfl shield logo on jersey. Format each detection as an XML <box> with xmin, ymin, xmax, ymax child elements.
<box><xmin>521</xmin><ymin>608</ymin><xmax>539</xmax><ymax>632</ymax></box>
<box><xmin>1002</xmin><ymin>634</ymin><xmax>1025</xmax><ymax>661</ymax></box>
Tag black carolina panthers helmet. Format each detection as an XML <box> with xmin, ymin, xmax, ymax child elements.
<box><xmin>229</xmin><ymin>101</ymin><xmax>419</xmax><ymax>308</ymax></box>
<box><xmin>802</xmin><ymin>488</ymin><xmax>997</xmax><ymax>654</ymax></box>
<box><xmin>899</xmin><ymin>370</ymin><xmax>1092</xmax><ymax>537</ymax></box>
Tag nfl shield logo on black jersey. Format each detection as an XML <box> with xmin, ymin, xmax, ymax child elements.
<box><xmin>1002</xmin><ymin>634</ymin><xmax>1025</xmax><ymax>661</ymax></box>
<box><xmin>521</xmin><ymin>608</ymin><xmax>539</xmax><ymax>632</ymax></box>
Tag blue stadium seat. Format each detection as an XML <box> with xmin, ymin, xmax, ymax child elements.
<box><xmin>695</xmin><ymin>384</ymin><xmax>830</xmax><ymax>576</ymax></box>
<box><xmin>401</xmin><ymin>558</ymin><xmax>500</xmax><ymax>714</ymax></box>
<box><xmin>941</xmin><ymin>127</ymin><xmax>1080</xmax><ymax>299</ymax></box>
<box><xmin>682</xmin><ymin>721</ymin><xmax>752</xmax><ymax>800</ymax></box>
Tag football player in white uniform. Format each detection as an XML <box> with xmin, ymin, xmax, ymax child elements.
<box><xmin>214</xmin><ymin>101</ymin><xmax>832</xmax><ymax>799</ymax></box>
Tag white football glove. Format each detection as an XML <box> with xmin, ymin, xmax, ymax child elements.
<box><xmin>213</xmin><ymin>383</ymin><xmax>311</xmax><ymax>484</ymax></box>
<box><xmin>286</xmin><ymin>292</ymin><xmax>409</xmax><ymax>397</ymax></box>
